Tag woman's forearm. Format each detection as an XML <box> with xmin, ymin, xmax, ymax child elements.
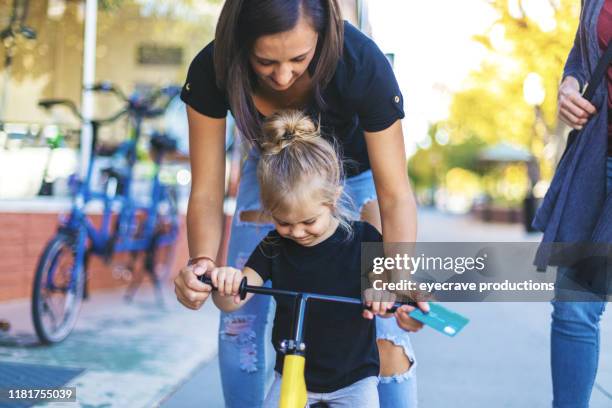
<box><xmin>379</xmin><ymin>191</ymin><xmax>417</xmax><ymax>243</ymax></box>
<box><xmin>563</xmin><ymin>25</ymin><xmax>585</xmax><ymax>90</ymax></box>
<box><xmin>186</xmin><ymin>192</ymin><xmax>225</xmax><ymax>261</ymax></box>
<box><xmin>364</xmin><ymin>121</ymin><xmax>417</xmax><ymax>243</ymax></box>
<box><xmin>378</xmin><ymin>189</ymin><xmax>420</xmax><ymax>300</ymax></box>
<box><xmin>184</xmin><ymin>107</ymin><xmax>227</xmax><ymax>262</ymax></box>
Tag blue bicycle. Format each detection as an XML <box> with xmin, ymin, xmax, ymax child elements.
<box><xmin>31</xmin><ymin>82</ymin><xmax>181</xmax><ymax>344</ymax></box>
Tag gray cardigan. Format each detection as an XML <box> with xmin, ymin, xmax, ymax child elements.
<box><xmin>533</xmin><ymin>0</ymin><xmax>611</xmax><ymax>270</ymax></box>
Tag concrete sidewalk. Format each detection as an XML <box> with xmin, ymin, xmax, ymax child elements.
<box><xmin>0</xmin><ymin>284</ymin><xmax>220</xmax><ymax>407</ymax></box>
<box><xmin>411</xmin><ymin>301</ymin><xmax>612</xmax><ymax>407</ymax></box>
<box><xmin>160</xmin><ymin>356</ymin><xmax>224</xmax><ymax>408</ymax></box>
<box><xmin>413</xmin><ymin>209</ymin><xmax>612</xmax><ymax>407</ymax></box>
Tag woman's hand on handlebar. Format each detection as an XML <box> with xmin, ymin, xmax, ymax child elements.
<box><xmin>209</xmin><ymin>266</ymin><xmax>244</xmax><ymax>304</ymax></box>
<box><xmin>558</xmin><ymin>76</ymin><xmax>597</xmax><ymax>130</ymax></box>
<box><xmin>394</xmin><ymin>302</ymin><xmax>430</xmax><ymax>332</ymax></box>
<box><xmin>174</xmin><ymin>259</ymin><xmax>215</xmax><ymax>310</ymax></box>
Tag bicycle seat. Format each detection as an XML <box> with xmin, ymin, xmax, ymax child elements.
<box><xmin>96</xmin><ymin>145</ymin><xmax>122</xmax><ymax>157</ymax></box>
<box><xmin>150</xmin><ymin>132</ymin><xmax>177</xmax><ymax>153</ymax></box>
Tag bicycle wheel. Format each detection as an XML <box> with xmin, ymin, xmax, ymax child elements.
<box><xmin>146</xmin><ymin>186</ymin><xmax>180</xmax><ymax>293</ymax></box>
<box><xmin>31</xmin><ymin>233</ymin><xmax>85</xmax><ymax>344</ymax></box>
<box><xmin>137</xmin><ymin>186</ymin><xmax>179</xmax><ymax>305</ymax></box>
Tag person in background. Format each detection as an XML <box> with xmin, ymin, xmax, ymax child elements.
<box><xmin>534</xmin><ymin>0</ymin><xmax>611</xmax><ymax>406</ymax></box>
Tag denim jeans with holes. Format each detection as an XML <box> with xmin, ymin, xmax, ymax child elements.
<box><xmin>218</xmin><ymin>150</ymin><xmax>418</xmax><ymax>408</ymax></box>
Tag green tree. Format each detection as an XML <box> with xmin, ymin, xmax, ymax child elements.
<box><xmin>443</xmin><ymin>0</ymin><xmax>580</xmax><ymax>178</ymax></box>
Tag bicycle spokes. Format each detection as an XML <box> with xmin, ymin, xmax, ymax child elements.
<box><xmin>32</xmin><ymin>235</ymin><xmax>85</xmax><ymax>344</ymax></box>
<box><xmin>39</xmin><ymin>248</ymin><xmax>76</xmax><ymax>327</ymax></box>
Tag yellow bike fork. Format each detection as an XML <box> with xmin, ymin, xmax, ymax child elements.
<box><xmin>279</xmin><ymin>354</ymin><xmax>307</xmax><ymax>408</ymax></box>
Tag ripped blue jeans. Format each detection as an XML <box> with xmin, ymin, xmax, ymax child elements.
<box><xmin>219</xmin><ymin>151</ymin><xmax>418</xmax><ymax>408</ymax></box>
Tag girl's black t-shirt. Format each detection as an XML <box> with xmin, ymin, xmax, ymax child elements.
<box><xmin>180</xmin><ymin>21</ymin><xmax>405</xmax><ymax>176</ymax></box>
<box><xmin>244</xmin><ymin>221</ymin><xmax>382</xmax><ymax>393</ymax></box>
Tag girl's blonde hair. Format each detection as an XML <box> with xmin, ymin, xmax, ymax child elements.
<box><xmin>257</xmin><ymin>110</ymin><xmax>353</xmax><ymax>235</ymax></box>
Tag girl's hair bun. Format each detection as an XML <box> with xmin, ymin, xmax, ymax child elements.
<box><xmin>260</xmin><ymin>110</ymin><xmax>318</xmax><ymax>155</ymax></box>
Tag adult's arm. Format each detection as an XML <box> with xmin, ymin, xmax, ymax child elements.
<box><xmin>174</xmin><ymin>106</ymin><xmax>226</xmax><ymax>310</ymax></box>
<box><xmin>364</xmin><ymin>120</ymin><xmax>416</xmax><ymax>243</ymax></box>
<box><xmin>365</xmin><ymin>120</ymin><xmax>430</xmax><ymax>321</ymax></box>
<box><xmin>563</xmin><ymin>22</ymin><xmax>586</xmax><ymax>91</ymax></box>
<box><xmin>558</xmin><ymin>16</ymin><xmax>596</xmax><ymax>129</ymax></box>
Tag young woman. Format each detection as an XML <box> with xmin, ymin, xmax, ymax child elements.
<box><xmin>533</xmin><ymin>0</ymin><xmax>611</xmax><ymax>406</ymax></box>
<box><xmin>173</xmin><ymin>1</ymin><xmax>426</xmax><ymax>406</ymax></box>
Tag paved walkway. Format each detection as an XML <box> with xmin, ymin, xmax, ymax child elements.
<box><xmin>414</xmin><ymin>209</ymin><xmax>611</xmax><ymax>407</ymax></box>
<box><xmin>0</xmin><ymin>208</ymin><xmax>610</xmax><ymax>407</ymax></box>
<box><xmin>0</xmin><ymin>286</ymin><xmax>220</xmax><ymax>407</ymax></box>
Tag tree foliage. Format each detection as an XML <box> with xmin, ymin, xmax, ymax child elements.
<box><xmin>409</xmin><ymin>0</ymin><xmax>581</xmax><ymax>206</ymax></box>
<box><xmin>443</xmin><ymin>0</ymin><xmax>580</xmax><ymax>153</ymax></box>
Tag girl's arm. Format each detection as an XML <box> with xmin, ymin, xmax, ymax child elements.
<box><xmin>174</xmin><ymin>107</ymin><xmax>226</xmax><ymax>310</ymax></box>
<box><xmin>211</xmin><ymin>266</ymin><xmax>264</xmax><ymax>312</ymax></box>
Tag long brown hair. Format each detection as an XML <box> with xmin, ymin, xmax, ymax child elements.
<box><xmin>214</xmin><ymin>0</ymin><xmax>344</xmax><ymax>146</ymax></box>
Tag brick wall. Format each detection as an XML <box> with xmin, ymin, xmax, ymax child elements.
<box><xmin>0</xmin><ymin>212</ymin><xmax>189</xmax><ymax>302</ymax></box>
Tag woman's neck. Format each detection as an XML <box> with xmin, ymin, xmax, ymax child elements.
<box><xmin>253</xmin><ymin>74</ymin><xmax>314</xmax><ymax>115</ymax></box>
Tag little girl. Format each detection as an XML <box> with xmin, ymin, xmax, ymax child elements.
<box><xmin>204</xmin><ymin>110</ymin><xmax>392</xmax><ymax>407</ymax></box>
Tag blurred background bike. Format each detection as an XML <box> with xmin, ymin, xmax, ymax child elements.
<box><xmin>31</xmin><ymin>82</ymin><xmax>182</xmax><ymax>344</ymax></box>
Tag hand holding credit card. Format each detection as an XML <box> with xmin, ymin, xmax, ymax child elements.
<box><xmin>408</xmin><ymin>303</ymin><xmax>469</xmax><ymax>337</ymax></box>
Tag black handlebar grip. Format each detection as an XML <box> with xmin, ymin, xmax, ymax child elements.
<box><xmin>144</xmin><ymin>108</ymin><xmax>165</xmax><ymax>118</ymax></box>
<box><xmin>365</xmin><ymin>301</ymin><xmax>417</xmax><ymax>314</ymax></box>
<box><xmin>38</xmin><ymin>99</ymin><xmax>73</xmax><ymax>109</ymax></box>
<box><xmin>238</xmin><ymin>277</ymin><xmax>248</xmax><ymax>300</ymax></box>
<box><xmin>197</xmin><ymin>274</ymin><xmax>212</xmax><ymax>285</ymax></box>
<box><xmin>86</xmin><ymin>81</ymin><xmax>114</xmax><ymax>92</ymax></box>
<box><xmin>365</xmin><ymin>304</ymin><xmax>398</xmax><ymax>313</ymax></box>
<box><xmin>197</xmin><ymin>275</ymin><xmax>248</xmax><ymax>301</ymax></box>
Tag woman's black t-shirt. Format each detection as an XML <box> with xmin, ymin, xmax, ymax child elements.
<box><xmin>244</xmin><ymin>221</ymin><xmax>382</xmax><ymax>393</ymax></box>
<box><xmin>180</xmin><ymin>21</ymin><xmax>405</xmax><ymax>177</ymax></box>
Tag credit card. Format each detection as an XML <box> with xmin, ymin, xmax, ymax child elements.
<box><xmin>409</xmin><ymin>303</ymin><xmax>469</xmax><ymax>337</ymax></box>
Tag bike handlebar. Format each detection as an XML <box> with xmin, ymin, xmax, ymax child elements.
<box><xmin>198</xmin><ymin>275</ymin><xmax>416</xmax><ymax>313</ymax></box>
<box><xmin>84</xmin><ymin>81</ymin><xmax>128</xmax><ymax>101</ymax></box>
<box><xmin>38</xmin><ymin>82</ymin><xmax>181</xmax><ymax>126</ymax></box>
<box><xmin>85</xmin><ymin>82</ymin><xmax>179</xmax><ymax>118</ymax></box>
<box><xmin>38</xmin><ymin>97</ymin><xmax>127</xmax><ymax>126</ymax></box>
<box><xmin>38</xmin><ymin>99</ymin><xmax>83</xmax><ymax>121</ymax></box>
